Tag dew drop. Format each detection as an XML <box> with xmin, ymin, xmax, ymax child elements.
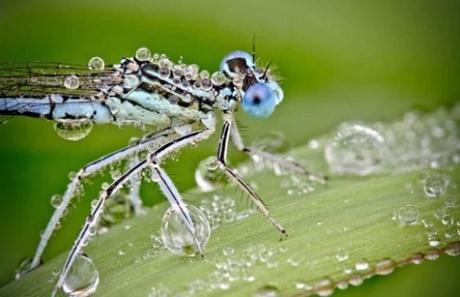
<box><xmin>64</xmin><ymin>75</ymin><xmax>80</xmax><ymax>90</ymax></box>
<box><xmin>348</xmin><ymin>274</ymin><xmax>363</xmax><ymax>286</ymax></box>
<box><xmin>135</xmin><ymin>47</ymin><xmax>151</xmax><ymax>61</ymax></box>
<box><xmin>423</xmin><ymin>172</ymin><xmax>450</xmax><ymax>198</ymax></box>
<box><xmin>314</xmin><ymin>277</ymin><xmax>334</xmax><ymax>296</ymax></box>
<box><xmin>123</xmin><ymin>74</ymin><xmax>139</xmax><ymax>89</ymax></box>
<box><xmin>253</xmin><ymin>285</ymin><xmax>280</xmax><ymax>297</ymax></box>
<box><xmin>211</xmin><ymin>71</ymin><xmax>226</xmax><ymax>86</ymax></box>
<box><xmin>424</xmin><ymin>249</ymin><xmax>440</xmax><ymax>260</ymax></box>
<box><xmin>63</xmin><ymin>254</ymin><xmax>99</xmax><ymax>296</ymax></box>
<box><xmin>398</xmin><ymin>204</ymin><xmax>419</xmax><ymax>225</ymax></box>
<box><xmin>444</xmin><ymin>241</ymin><xmax>460</xmax><ymax>256</ymax></box>
<box><xmin>355</xmin><ymin>259</ymin><xmax>369</xmax><ymax>271</ymax></box>
<box><xmin>50</xmin><ymin>194</ymin><xmax>63</xmax><ymax>208</ymax></box>
<box><xmin>88</xmin><ymin>57</ymin><xmax>105</xmax><ymax>71</ymax></box>
<box><xmin>194</xmin><ymin>156</ymin><xmax>221</xmax><ymax>192</ymax></box>
<box><xmin>409</xmin><ymin>253</ymin><xmax>424</xmax><ymax>264</ymax></box>
<box><xmin>251</xmin><ymin>131</ymin><xmax>290</xmax><ymax>154</ymax></box>
<box><xmin>54</xmin><ymin>120</ymin><xmax>93</xmax><ymax>141</ymax></box>
<box><xmin>160</xmin><ymin>205</ymin><xmax>211</xmax><ymax>256</ymax></box>
<box><xmin>324</xmin><ymin>124</ymin><xmax>386</xmax><ymax>176</ymax></box>
<box><xmin>335</xmin><ymin>249</ymin><xmax>349</xmax><ymax>262</ymax></box>
<box><xmin>374</xmin><ymin>258</ymin><xmax>395</xmax><ymax>275</ymax></box>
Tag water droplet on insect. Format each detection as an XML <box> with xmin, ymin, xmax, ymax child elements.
<box><xmin>398</xmin><ymin>204</ymin><xmax>419</xmax><ymax>225</ymax></box>
<box><xmin>211</xmin><ymin>71</ymin><xmax>226</xmax><ymax>86</ymax></box>
<box><xmin>54</xmin><ymin>120</ymin><xmax>93</xmax><ymax>141</ymax></box>
<box><xmin>88</xmin><ymin>57</ymin><xmax>105</xmax><ymax>71</ymax></box>
<box><xmin>253</xmin><ymin>285</ymin><xmax>280</xmax><ymax>297</ymax></box>
<box><xmin>15</xmin><ymin>258</ymin><xmax>32</xmax><ymax>279</ymax></box>
<box><xmin>374</xmin><ymin>258</ymin><xmax>395</xmax><ymax>275</ymax></box>
<box><xmin>123</xmin><ymin>74</ymin><xmax>139</xmax><ymax>88</ymax></box>
<box><xmin>135</xmin><ymin>47</ymin><xmax>151</xmax><ymax>61</ymax></box>
<box><xmin>325</xmin><ymin>124</ymin><xmax>386</xmax><ymax>176</ymax></box>
<box><xmin>195</xmin><ymin>156</ymin><xmax>221</xmax><ymax>192</ymax></box>
<box><xmin>160</xmin><ymin>205</ymin><xmax>210</xmax><ymax>256</ymax></box>
<box><xmin>63</xmin><ymin>254</ymin><xmax>99</xmax><ymax>296</ymax></box>
<box><xmin>50</xmin><ymin>194</ymin><xmax>63</xmax><ymax>208</ymax></box>
<box><xmin>423</xmin><ymin>172</ymin><xmax>450</xmax><ymax>198</ymax></box>
<box><xmin>64</xmin><ymin>75</ymin><xmax>80</xmax><ymax>90</ymax></box>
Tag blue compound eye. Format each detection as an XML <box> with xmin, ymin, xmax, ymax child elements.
<box><xmin>242</xmin><ymin>83</ymin><xmax>277</xmax><ymax>118</ymax></box>
<box><xmin>220</xmin><ymin>51</ymin><xmax>254</xmax><ymax>77</ymax></box>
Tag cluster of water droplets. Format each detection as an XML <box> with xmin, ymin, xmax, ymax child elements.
<box><xmin>324</xmin><ymin>104</ymin><xmax>460</xmax><ymax>175</ymax></box>
<box><xmin>198</xmin><ymin>195</ymin><xmax>256</xmax><ymax>230</ymax></box>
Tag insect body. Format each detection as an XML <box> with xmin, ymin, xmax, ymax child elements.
<box><xmin>0</xmin><ymin>47</ymin><xmax>325</xmax><ymax>296</ymax></box>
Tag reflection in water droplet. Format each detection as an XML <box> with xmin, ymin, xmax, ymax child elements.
<box><xmin>253</xmin><ymin>285</ymin><xmax>280</xmax><ymax>297</ymax></box>
<box><xmin>160</xmin><ymin>205</ymin><xmax>210</xmax><ymax>256</ymax></box>
<box><xmin>398</xmin><ymin>205</ymin><xmax>419</xmax><ymax>225</ymax></box>
<box><xmin>64</xmin><ymin>75</ymin><xmax>80</xmax><ymax>89</ymax></box>
<box><xmin>54</xmin><ymin>120</ymin><xmax>93</xmax><ymax>141</ymax></box>
<box><xmin>423</xmin><ymin>172</ymin><xmax>450</xmax><ymax>198</ymax></box>
<box><xmin>88</xmin><ymin>57</ymin><xmax>105</xmax><ymax>71</ymax></box>
<box><xmin>325</xmin><ymin>124</ymin><xmax>387</xmax><ymax>176</ymax></box>
<box><xmin>63</xmin><ymin>254</ymin><xmax>99</xmax><ymax>296</ymax></box>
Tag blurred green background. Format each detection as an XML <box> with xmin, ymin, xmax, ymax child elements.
<box><xmin>0</xmin><ymin>0</ymin><xmax>459</xmax><ymax>295</ymax></box>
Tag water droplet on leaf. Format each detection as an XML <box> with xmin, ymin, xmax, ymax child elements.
<box><xmin>160</xmin><ymin>205</ymin><xmax>211</xmax><ymax>257</ymax></box>
<box><xmin>63</xmin><ymin>254</ymin><xmax>99</xmax><ymax>296</ymax></box>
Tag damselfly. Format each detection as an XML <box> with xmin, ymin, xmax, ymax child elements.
<box><xmin>0</xmin><ymin>46</ymin><xmax>326</xmax><ymax>296</ymax></box>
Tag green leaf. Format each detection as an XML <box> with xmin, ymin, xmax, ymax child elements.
<box><xmin>1</xmin><ymin>141</ymin><xmax>459</xmax><ymax>297</ymax></box>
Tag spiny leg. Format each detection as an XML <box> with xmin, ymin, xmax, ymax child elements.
<box><xmin>52</xmin><ymin>127</ymin><xmax>214</xmax><ymax>296</ymax></box>
<box><xmin>26</xmin><ymin>126</ymin><xmax>176</xmax><ymax>274</ymax></box>
<box><xmin>217</xmin><ymin>117</ymin><xmax>287</xmax><ymax>239</ymax></box>
<box><xmin>230</xmin><ymin>116</ymin><xmax>327</xmax><ymax>183</ymax></box>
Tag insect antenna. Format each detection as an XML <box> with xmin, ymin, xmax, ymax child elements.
<box><xmin>252</xmin><ymin>33</ymin><xmax>256</xmax><ymax>62</ymax></box>
<box><xmin>262</xmin><ymin>61</ymin><xmax>272</xmax><ymax>80</ymax></box>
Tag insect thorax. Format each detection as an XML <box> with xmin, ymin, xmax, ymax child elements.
<box><xmin>100</xmin><ymin>55</ymin><xmax>240</xmax><ymax>127</ymax></box>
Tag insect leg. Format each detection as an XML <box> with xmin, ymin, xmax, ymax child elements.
<box><xmin>230</xmin><ymin>116</ymin><xmax>327</xmax><ymax>183</ymax></box>
<box><xmin>26</xmin><ymin>126</ymin><xmax>176</xmax><ymax>274</ymax></box>
<box><xmin>52</xmin><ymin>126</ymin><xmax>214</xmax><ymax>296</ymax></box>
<box><xmin>217</xmin><ymin>117</ymin><xmax>287</xmax><ymax>239</ymax></box>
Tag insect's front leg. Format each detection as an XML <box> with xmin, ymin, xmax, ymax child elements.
<box><xmin>230</xmin><ymin>115</ymin><xmax>327</xmax><ymax>183</ymax></box>
<box><xmin>216</xmin><ymin>115</ymin><xmax>288</xmax><ymax>239</ymax></box>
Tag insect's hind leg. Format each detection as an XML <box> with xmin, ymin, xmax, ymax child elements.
<box><xmin>216</xmin><ymin>118</ymin><xmax>287</xmax><ymax>239</ymax></box>
<box><xmin>52</xmin><ymin>127</ymin><xmax>214</xmax><ymax>296</ymax></box>
<box><xmin>230</xmin><ymin>116</ymin><xmax>327</xmax><ymax>183</ymax></box>
<box><xmin>24</xmin><ymin>127</ymin><xmax>176</xmax><ymax>275</ymax></box>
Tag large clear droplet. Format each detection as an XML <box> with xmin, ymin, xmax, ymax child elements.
<box><xmin>160</xmin><ymin>204</ymin><xmax>211</xmax><ymax>257</ymax></box>
<box><xmin>64</xmin><ymin>75</ymin><xmax>80</xmax><ymax>90</ymax></box>
<box><xmin>88</xmin><ymin>57</ymin><xmax>105</xmax><ymax>71</ymax></box>
<box><xmin>63</xmin><ymin>254</ymin><xmax>99</xmax><ymax>297</ymax></box>
<box><xmin>54</xmin><ymin>120</ymin><xmax>93</xmax><ymax>141</ymax></box>
<box><xmin>325</xmin><ymin>124</ymin><xmax>387</xmax><ymax>176</ymax></box>
<box><xmin>194</xmin><ymin>156</ymin><xmax>220</xmax><ymax>192</ymax></box>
